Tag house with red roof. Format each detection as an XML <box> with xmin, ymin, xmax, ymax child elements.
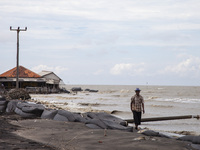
<box><xmin>0</xmin><ymin>66</ymin><xmax>62</xmax><ymax>90</ymax></box>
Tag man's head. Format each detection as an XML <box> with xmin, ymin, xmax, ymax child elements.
<box><xmin>135</xmin><ymin>88</ymin><xmax>141</xmax><ymax>96</ymax></box>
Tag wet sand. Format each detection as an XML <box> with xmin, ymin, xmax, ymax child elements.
<box><xmin>0</xmin><ymin>114</ymin><xmax>55</xmax><ymax>150</ymax></box>
<box><xmin>0</xmin><ymin>113</ymin><xmax>198</xmax><ymax>150</ymax></box>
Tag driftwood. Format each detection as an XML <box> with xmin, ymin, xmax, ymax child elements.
<box><xmin>125</xmin><ymin>115</ymin><xmax>200</xmax><ymax>123</ymax></box>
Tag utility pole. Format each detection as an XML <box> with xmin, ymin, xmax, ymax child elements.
<box><xmin>10</xmin><ymin>26</ymin><xmax>27</xmax><ymax>89</ymax></box>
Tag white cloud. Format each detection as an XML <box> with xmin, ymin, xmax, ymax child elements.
<box><xmin>31</xmin><ymin>65</ymin><xmax>68</xmax><ymax>75</ymax></box>
<box><xmin>153</xmin><ymin>23</ymin><xmax>200</xmax><ymax>31</ymax></box>
<box><xmin>110</xmin><ymin>63</ymin><xmax>145</xmax><ymax>75</ymax></box>
<box><xmin>2</xmin><ymin>0</ymin><xmax>200</xmax><ymax>22</ymax></box>
<box><xmin>93</xmin><ymin>69</ymin><xmax>104</xmax><ymax>75</ymax></box>
<box><xmin>161</xmin><ymin>55</ymin><xmax>200</xmax><ymax>77</ymax></box>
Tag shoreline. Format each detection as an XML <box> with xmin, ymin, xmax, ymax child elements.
<box><xmin>28</xmin><ymin>98</ymin><xmax>199</xmax><ymax>136</ymax></box>
<box><xmin>1</xmin><ymin>113</ymin><xmax>198</xmax><ymax>150</ymax></box>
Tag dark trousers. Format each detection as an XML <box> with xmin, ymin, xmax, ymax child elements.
<box><xmin>133</xmin><ymin>111</ymin><xmax>142</xmax><ymax>125</ymax></box>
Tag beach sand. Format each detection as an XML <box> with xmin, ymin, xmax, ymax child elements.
<box><xmin>0</xmin><ymin>113</ymin><xmax>198</xmax><ymax>150</ymax></box>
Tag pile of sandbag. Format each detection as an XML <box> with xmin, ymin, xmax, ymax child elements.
<box><xmin>83</xmin><ymin>112</ymin><xmax>132</xmax><ymax>131</ymax></box>
<box><xmin>41</xmin><ymin>109</ymin><xmax>132</xmax><ymax>132</ymax></box>
<box><xmin>2</xmin><ymin>100</ymin><xmax>45</xmax><ymax>118</ymax></box>
<box><xmin>1</xmin><ymin>97</ymin><xmax>132</xmax><ymax>132</ymax></box>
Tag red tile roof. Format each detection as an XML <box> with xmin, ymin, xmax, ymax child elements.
<box><xmin>0</xmin><ymin>66</ymin><xmax>41</xmax><ymax>78</ymax></box>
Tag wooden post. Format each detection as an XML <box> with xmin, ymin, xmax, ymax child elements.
<box><xmin>10</xmin><ymin>26</ymin><xmax>27</xmax><ymax>89</ymax></box>
<box><xmin>125</xmin><ymin>115</ymin><xmax>200</xmax><ymax>124</ymax></box>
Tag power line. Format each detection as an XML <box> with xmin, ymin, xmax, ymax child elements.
<box><xmin>10</xmin><ymin>26</ymin><xmax>27</xmax><ymax>89</ymax></box>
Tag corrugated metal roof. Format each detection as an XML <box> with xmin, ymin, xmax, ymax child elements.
<box><xmin>38</xmin><ymin>71</ymin><xmax>61</xmax><ymax>80</ymax></box>
<box><xmin>38</xmin><ymin>71</ymin><xmax>53</xmax><ymax>77</ymax></box>
<box><xmin>0</xmin><ymin>66</ymin><xmax>41</xmax><ymax>78</ymax></box>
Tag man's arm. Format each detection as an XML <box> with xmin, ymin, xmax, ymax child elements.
<box><xmin>142</xmin><ymin>103</ymin><xmax>145</xmax><ymax>114</ymax></box>
<box><xmin>130</xmin><ymin>97</ymin><xmax>134</xmax><ymax>111</ymax></box>
<box><xmin>130</xmin><ymin>100</ymin><xmax>133</xmax><ymax>111</ymax></box>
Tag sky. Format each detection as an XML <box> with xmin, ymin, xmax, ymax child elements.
<box><xmin>0</xmin><ymin>0</ymin><xmax>200</xmax><ymax>86</ymax></box>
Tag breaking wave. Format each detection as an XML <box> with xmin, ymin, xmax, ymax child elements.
<box><xmin>159</xmin><ymin>98</ymin><xmax>200</xmax><ymax>103</ymax></box>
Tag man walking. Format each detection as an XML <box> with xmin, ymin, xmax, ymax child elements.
<box><xmin>130</xmin><ymin>88</ymin><xmax>145</xmax><ymax>130</ymax></box>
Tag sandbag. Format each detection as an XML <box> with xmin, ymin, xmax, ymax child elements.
<box><xmin>84</xmin><ymin>112</ymin><xmax>98</xmax><ymax>119</ymax></box>
<box><xmin>192</xmin><ymin>136</ymin><xmax>200</xmax><ymax>144</ymax></box>
<box><xmin>73</xmin><ymin>113</ymin><xmax>87</xmax><ymax>123</ymax></box>
<box><xmin>85</xmin><ymin>123</ymin><xmax>102</xmax><ymax>129</ymax></box>
<box><xmin>81</xmin><ymin>113</ymin><xmax>94</xmax><ymax>120</ymax></box>
<box><xmin>53</xmin><ymin>113</ymin><xmax>69</xmax><ymax>122</ymax></box>
<box><xmin>6</xmin><ymin>100</ymin><xmax>19</xmax><ymax>113</ymax></box>
<box><xmin>141</xmin><ymin>130</ymin><xmax>160</xmax><ymax>137</ymax></box>
<box><xmin>178</xmin><ymin>135</ymin><xmax>200</xmax><ymax>144</ymax></box>
<box><xmin>96</xmin><ymin>112</ymin><xmax>127</xmax><ymax>126</ymax></box>
<box><xmin>0</xmin><ymin>100</ymin><xmax>8</xmax><ymax>105</ymax></box>
<box><xmin>191</xmin><ymin>144</ymin><xmax>200</xmax><ymax>150</ymax></box>
<box><xmin>101</xmin><ymin>119</ymin><xmax>133</xmax><ymax>132</ymax></box>
<box><xmin>17</xmin><ymin>102</ymin><xmax>45</xmax><ymax>116</ymax></box>
<box><xmin>17</xmin><ymin>103</ymin><xmax>45</xmax><ymax>112</ymax></box>
<box><xmin>57</xmin><ymin>110</ymin><xmax>76</xmax><ymax>122</ymax></box>
<box><xmin>0</xmin><ymin>100</ymin><xmax>8</xmax><ymax>113</ymax></box>
<box><xmin>178</xmin><ymin>135</ymin><xmax>195</xmax><ymax>142</ymax></box>
<box><xmin>41</xmin><ymin>109</ymin><xmax>58</xmax><ymax>120</ymax></box>
<box><xmin>0</xmin><ymin>105</ymin><xmax>6</xmax><ymax>113</ymax></box>
<box><xmin>14</xmin><ymin>107</ymin><xmax>37</xmax><ymax>118</ymax></box>
<box><xmin>85</xmin><ymin>119</ymin><xmax>107</xmax><ymax>129</ymax></box>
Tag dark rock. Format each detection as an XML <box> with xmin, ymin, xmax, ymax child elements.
<box><xmin>89</xmin><ymin>90</ymin><xmax>98</xmax><ymax>92</ymax></box>
<box><xmin>84</xmin><ymin>89</ymin><xmax>98</xmax><ymax>92</ymax></box>
<box><xmin>71</xmin><ymin>87</ymin><xmax>82</xmax><ymax>92</ymax></box>
<box><xmin>60</xmin><ymin>88</ymin><xmax>70</xmax><ymax>93</ymax></box>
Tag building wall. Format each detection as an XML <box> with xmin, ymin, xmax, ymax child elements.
<box><xmin>43</xmin><ymin>73</ymin><xmax>60</xmax><ymax>84</ymax></box>
<box><xmin>1</xmin><ymin>81</ymin><xmax>46</xmax><ymax>89</ymax></box>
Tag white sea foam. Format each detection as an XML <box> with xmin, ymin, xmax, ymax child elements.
<box><xmin>156</xmin><ymin>98</ymin><xmax>200</xmax><ymax>103</ymax></box>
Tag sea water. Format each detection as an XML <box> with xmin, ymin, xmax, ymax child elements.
<box><xmin>31</xmin><ymin>85</ymin><xmax>200</xmax><ymax>135</ymax></box>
